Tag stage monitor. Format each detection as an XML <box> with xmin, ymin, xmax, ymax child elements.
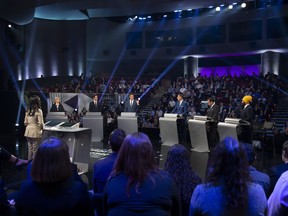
<box><xmin>121</xmin><ymin>112</ymin><xmax>136</xmax><ymax>117</ymax></box>
<box><xmin>193</xmin><ymin>115</ymin><xmax>208</xmax><ymax>121</ymax></box>
<box><xmin>164</xmin><ymin>113</ymin><xmax>178</xmax><ymax>118</ymax></box>
<box><xmin>85</xmin><ymin>112</ymin><xmax>102</xmax><ymax>116</ymax></box>
<box><xmin>44</xmin><ymin>120</ymin><xmax>64</xmax><ymax>128</ymax></box>
<box><xmin>224</xmin><ymin>118</ymin><xmax>241</xmax><ymax>124</ymax></box>
<box><xmin>47</xmin><ymin>112</ymin><xmax>66</xmax><ymax>116</ymax></box>
<box><xmin>59</xmin><ymin>122</ymin><xmax>80</xmax><ymax>129</ymax></box>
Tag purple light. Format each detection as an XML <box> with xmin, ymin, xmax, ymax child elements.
<box><xmin>199</xmin><ymin>65</ymin><xmax>260</xmax><ymax>77</ymax></box>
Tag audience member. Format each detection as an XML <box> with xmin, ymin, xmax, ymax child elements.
<box><xmin>164</xmin><ymin>144</ymin><xmax>201</xmax><ymax>216</ymax></box>
<box><xmin>15</xmin><ymin>137</ymin><xmax>94</xmax><ymax>216</ymax></box>
<box><xmin>50</xmin><ymin>96</ymin><xmax>65</xmax><ymax>112</ymax></box>
<box><xmin>0</xmin><ymin>147</ymin><xmax>28</xmax><ymax>216</ymax></box>
<box><xmin>24</xmin><ymin>95</ymin><xmax>44</xmax><ymax>160</ymax></box>
<box><xmin>243</xmin><ymin>143</ymin><xmax>270</xmax><ymax>196</ymax></box>
<box><xmin>93</xmin><ymin>129</ymin><xmax>126</xmax><ymax>193</ymax></box>
<box><xmin>103</xmin><ymin>132</ymin><xmax>181</xmax><ymax>216</ymax></box>
<box><xmin>189</xmin><ymin>137</ymin><xmax>266</xmax><ymax>216</ymax></box>
<box><xmin>267</xmin><ymin>140</ymin><xmax>288</xmax><ymax>195</ymax></box>
<box><xmin>267</xmin><ymin>170</ymin><xmax>288</xmax><ymax>216</ymax></box>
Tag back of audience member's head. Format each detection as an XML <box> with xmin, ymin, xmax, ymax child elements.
<box><xmin>206</xmin><ymin>137</ymin><xmax>250</xmax><ymax>214</ymax></box>
<box><xmin>242</xmin><ymin>143</ymin><xmax>255</xmax><ymax>166</ymax></box>
<box><xmin>113</xmin><ymin>132</ymin><xmax>158</xmax><ymax>193</ymax></box>
<box><xmin>282</xmin><ymin>141</ymin><xmax>288</xmax><ymax>161</ymax></box>
<box><xmin>31</xmin><ymin>137</ymin><xmax>72</xmax><ymax>183</ymax></box>
<box><xmin>109</xmin><ymin>129</ymin><xmax>126</xmax><ymax>152</ymax></box>
<box><xmin>164</xmin><ymin>144</ymin><xmax>201</xmax><ymax>203</ymax></box>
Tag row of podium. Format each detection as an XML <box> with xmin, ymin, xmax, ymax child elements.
<box><xmin>45</xmin><ymin>112</ymin><xmax>243</xmax><ymax>178</ymax></box>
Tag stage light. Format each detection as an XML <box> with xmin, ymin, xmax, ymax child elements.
<box><xmin>216</xmin><ymin>6</ymin><xmax>221</xmax><ymax>11</ymax></box>
<box><xmin>147</xmin><ymin>16</ymin><xmax>151</xmax><ymax>19</ymax></box>
<box><xmin>208</xmin><ymin>6</ymin><xmax>214</xmax><ymax>9</ymax></box>
<box><xmin>8</xmin><ymin>24</ymin><xmax>12</xmax><ymax>28</ymax></box>
<box><xmin>241</xmin><ymin>3</ymin><xmax>246</xmax><ymax>8</ymax></box>
<box><xmin>163</xmin><ymin>14</ymin><xmax>167</xmax><ymax>18</ymax></box>
<box><xmin>229</xmin><ymin>5</ymin><xmax>233</xmax><ymax>9</ymax></box>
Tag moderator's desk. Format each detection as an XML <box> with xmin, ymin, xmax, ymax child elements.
<box><xmin>43</xmin><ymin>127</ymin><xmax>91</xmax><ymax>173</ymax></box>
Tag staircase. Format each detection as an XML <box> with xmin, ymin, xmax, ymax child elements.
<box><xmin>270</xmin><ymin>96</ymin><xmax>288</xmax><ymax>131</ymax></box>
<box><xmin>138</xmin><ymin>79</ymin><xmax>171</xmax><ymax>118</ymax></box>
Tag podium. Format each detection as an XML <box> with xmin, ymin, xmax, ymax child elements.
<box><xmin>188</xmin><ymin>115</ymin><xmax>209</xmax><ymax>151</ymax></box>
<box><xmin>218</xmin><ymin>118</ymin><xmax>241</xmax><ymax>141</ymax></box>
<box><xmin>42</xmin><ymin>127</ymin><xmax>91</xmax><ymax>173</ymax></box>
<box><xmin>188</xmin><ymin>115</ymin><xmax>209</xmax><ymax>179</ymax></box>
<box><xmin>117</xmin><ymin>112</ymin><xmax>138</xmax><ymax>135</ymax></box>
<box><xmin>82</xmin><ymin>112</ymin><xmax>103</xmax><ymax>142</ymax></box>
<box><xmin>46</xmin><ymin>112</ymin><xmax>67</xmax><ymax>122</ymax></box>
<box><xmin>159</xmin><ymin>113</ymin><xmax>179</xmax><ymax>146</ymax></box>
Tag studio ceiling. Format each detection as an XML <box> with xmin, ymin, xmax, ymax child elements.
<box><xmin>0</xmin><ymin>0</ymin><xmax>254</xmax><ymax>25</ymax></box>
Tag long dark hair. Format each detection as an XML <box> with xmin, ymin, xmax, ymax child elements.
<box><xmin>112</xmin><ymin>132</ymin><xmax>158</xmax><ymax>195</ymax></box>
<box><xmin>31</xmin><ymin>137</ymin><xmax>72</xmax><ymax>183</ymax></box>
<box><xmin>164</xmin><ymin>144</ymin><xmax>201</xmax><ymax>203</ymax></box>
<box><xmin>27</xmin><ymin>95</ymin><xmax>41</xmax><ymax>116</ymax></box>
<box><xmin>205</xmin><ymin>137</ymin><xmax>250</xmax><ymax>215</ymax></box>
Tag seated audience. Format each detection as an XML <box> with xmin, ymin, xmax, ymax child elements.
<box><xmin>164</xmin><ymin>144</ymin><xmax>202</xmax><ymax>216</ymax></box>
<box><xmin>267</xmin><ymin>170</ymin><xmax>288</xmax><ymax>216</ymax></box>
<box><xmin>267</xmin><ymin>140</ymin><xmax>288</xmax><ymax>194</ymax></box>
<box><xmin>15</xmin><ymin>137</ymin><xmax>94</xmax><ymax>216</ymax></box>
<box><xmin>243</xmin><ymin>143</ymin><xmax>270</xmax><ymax>196</ymax></box>
<box><xmin>103</xmin><ymin>132</ymin><xmax>181</xmax><ymax>216</ymax></box>
<box><xmin>189</xmin><ymin>137</ymin><xmax>267</xmax><ymax>216</ymax></box>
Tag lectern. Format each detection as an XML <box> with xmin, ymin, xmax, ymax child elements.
<box><xmin>117</xmin><ymin>112</ymin><xmax>138</xmax><ymax>135</ymax></box>
<box><xmin>188</xmin><ymin>115</ymin><xmax>209</xmax><ymax>179</ymax></box>
<box><xmin>82</xmin><ymin>112</ymin><xmax>103</xmax><ymax>142</ymax></box>
<box><xmin>218</xmin><ymin>118</ymin><xmax>241</xmax><ymax>141</ymax></box>
<box><xmin>159</xmin><ymin>113</ymin><xmax>179</xmax><ymax>146</ymax></box>
<box><xmin>42</xmin><ymin>126</ymin><xmax>91</xmax><ymax>174</ymax></box>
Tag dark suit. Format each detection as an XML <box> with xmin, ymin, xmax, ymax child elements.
<box><xmin>206</xmin><ymin>104</ymin><xmax>220</xmax><ymax>149</ymax></box>
<box><xmin>172</xmin><ymin>100</ymin><xmax>188</xmax><ymax>145</ymax></box>
<box><xmin>238</xmin><ymin>104</ymin><xmax>254</xmax><ymax>143</ymax></box>
<box><xmin>89</xmin><ymin>100</ymin><xmax>102</xmax><ymax>112</ymax></box>
<box><xmin>267</xmin><ymin>163</ymin><xmax>288</xmax><ymax>195</ymax></box>
<box><xmin>124</xmin><ymin>100</ymin><xmax>138</xmax><ymax>112</ymax></box>
<box><xmin>172</xmin><ymin>100</ymin><xmax>188</xmax><ymax>117</ymax></box>
<box><xmin>50</xmin><ymin>103</ymin><xmax>65</xmax><ymax>112</ymax></box>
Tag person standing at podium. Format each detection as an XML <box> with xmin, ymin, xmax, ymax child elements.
<box><xmin>89</xmin><ymin>94</ymin><xmax>102</xmax><ymax>112</ymax></box>
<box><xmin>172</xmin><ymin>93</ymin><xmax>188</xmax><ymax>145</ymax></box>
<box><xmin>50</xmin><ymin>96</ymin><xmax>65</xmax><ymax>112</ymax></box>
<box><xmin>238</xmin><ymin>95</ymin><xmax>254</xmax><ymax>144</ymax></box>
<box><xmin>205</xmin><ymin>97</ymin><xmax>220</xmax><ymax>150</ymax></box>
<box><xmin>172</xmin><ymin>93</ymin><xmax>188</xmax><ymax>117</ymax></box>
<box><xmin>124</xmin><ymin>93</ymin><xmax>139</xmax><ymax>112</ymax></box>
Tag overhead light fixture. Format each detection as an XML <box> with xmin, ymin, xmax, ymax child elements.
<box><xmin>216</xmin><ymin>6</ymin><xmax>221</xmax><ymax>11</ymax></box>
<box><xmin>8</xmin><ymin>24</ymin><xmax>12</xmax><ymax>28</ymax></box>
<box><xmin>163</xmin><ymin>14</ymin><xmax>167</xmax><ymax>18</ymax></box>
<box><xmin>229</xmin><ymin>5</ymin><xmax>233</xmax><ymax>9</ymax></box>
<box><xmin>241</xmin><ymin>3</ymin><xmax>246</xmax><ymax>8</ymax></box>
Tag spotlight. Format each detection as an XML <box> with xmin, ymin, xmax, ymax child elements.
<box><xmin>8</xmin><ymin>24</ymin><xmax>12</xmax><ymax>28</ymax></box>
<box><xmin>241</xmin><ymin>3</ymin><xmax>246</xmax><ymax>8</ymax></box>
<box><xmin>216</xmin><ymin>6</ymin><xmax>221</xmax><ymax>11</ymax></box>
<box><xmin>229</xmin><ymin>5</ymin><xmax>233</xmax><ymax>9</ymax></box>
